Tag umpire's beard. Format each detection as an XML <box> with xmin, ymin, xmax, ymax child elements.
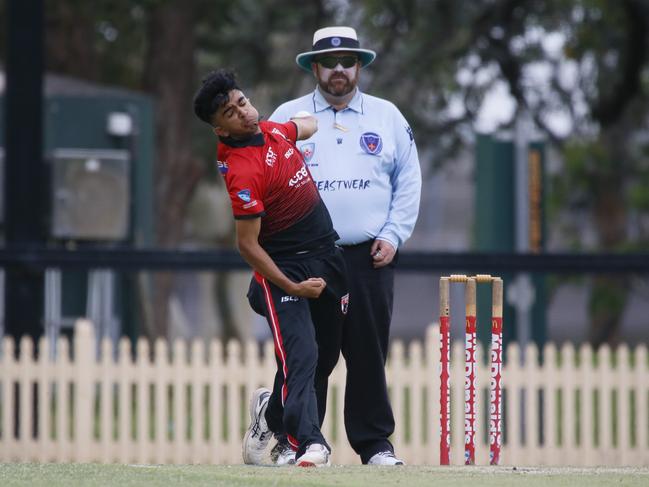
<box><xmin>318</xmin><ymin>72</ymin><xmax>357</xmax><ymax>97</ymax></box>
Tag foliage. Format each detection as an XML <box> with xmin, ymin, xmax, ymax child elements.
<box><xmin>355</xmin><ymin>0</ymin><xmax>649</xmax><ymax>345</ymax></box>
<box><xmin>3</xmin><ymin>1</ymin><xmax>649</xmax><ymax>341</ymax></box>
<box><xmin>4</xmin><ymin>0</ymin><xmax>645</xmax><ymax>249</ymax></box>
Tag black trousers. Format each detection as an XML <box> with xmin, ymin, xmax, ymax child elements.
<box><xmin>247</xmin><ymin>245</ymin><xmax>348</xmax><ymax>458</ymax></box>
<box><xmin>341</xmin><ymin>241</ymin><xmax>397</xmax><ymax>463</ymax></box>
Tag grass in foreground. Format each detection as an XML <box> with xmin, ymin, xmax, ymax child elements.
<box><xmin>0</xmin><ymin>464</ymin><xmax>648</xmax><ymax>487</ymax></box>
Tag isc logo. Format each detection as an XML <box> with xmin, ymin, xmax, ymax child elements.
<box><xmin>280</xmin><ymin>296</ymin><xmax>299</xmax><ymax>303</ymax></box>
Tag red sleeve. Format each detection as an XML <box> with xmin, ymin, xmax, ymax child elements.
<box><xmin>283</xmin><ymin>121</ymin><xmax>298</xmax><ymax>143</ymax></box>
<box><xmin>224</xmin><ymin>155</ymin><xmax>266</xmax><ymax>219</ymax></box>
<box><xmin>262</xmin><ymin>120</ymin><xmax>298</xmax><ymax>143</ymax></box>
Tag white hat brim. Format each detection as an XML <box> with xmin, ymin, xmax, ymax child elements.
<box><xmin>296</xmin><ymin>48</ymin><xmax>376</xmax><ymax>72</ymax></box>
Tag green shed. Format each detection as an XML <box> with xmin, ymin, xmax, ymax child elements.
<box><xmin>1</xmin><ymin>72</ymin><xmax>155</xmax><ymax>346</ymax></box>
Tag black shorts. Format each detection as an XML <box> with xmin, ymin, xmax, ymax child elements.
<box><xmin>246</xmin><ymin>245</ymin><xmax>349</xmax><ymax>447</ymax></box>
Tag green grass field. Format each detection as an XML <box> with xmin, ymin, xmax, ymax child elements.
<box><xmin>1</xmin><ymin>464</ymin><xmax>648</xmax><ymax>487</ymax></box>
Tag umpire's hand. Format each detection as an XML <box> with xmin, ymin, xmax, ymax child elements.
<box><xmin>371</xmin><ymin>239</ymin><xmax>396</xmax><ymax>268</ymax></box>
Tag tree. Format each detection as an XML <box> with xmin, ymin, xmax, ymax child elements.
<box><xmin>142</xmin><ymin>1</ymin><xmax>205</xmax><ymax>337</ymax></box>
<box><xmin>7</xmin><ymin>0</ymin><xmax>649</xmax><ymax>344</ymax></box>
<box><xmin>358</xmin><ymin>0</ymin><xmax>649</xmax><ymax>345</ymax></box>
<box><xmin>39</xmin><ymin>0</ymin><xmax>333</xmax><ymax>338</ymax></box>
<box><xmin>43</xmin><ymin>0</ymin><xmax>205</xmax><ymax>337</ymax></box>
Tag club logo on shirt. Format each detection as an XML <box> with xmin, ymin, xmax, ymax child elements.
<box><xmin>300</xmin><ymin>143</ymin><xmax>315</xmax><ymax>162</ymax></box>
<box><xmin>265</xmin><ymin>146</ymin><xmax>277</xmax><ymax>167</ymax></box>
<box><xmin>341</xmin><ymin>293</ymin><xmax>349</xmax><ymax>315</ymax></box>
<box><xmin>237</xmin><ymin>189</ymin><xmax>251</xmax><ymax>203</ymax></box>
<box><xmin>360</xmin><ymin>132</ymin><xmax>383</xmax><ymax>155</ymax></box>
<box><xmin>217</xmin><ymin>160</ymin><xmax>228</xmax><ymax>174</ymax></box>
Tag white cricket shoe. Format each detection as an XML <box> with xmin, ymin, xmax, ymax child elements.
<box><xmin>242</xmin><ymin>387</ymin><xmax>272</xmax><ymax>465</ymax></box>
<box><xmin>367</xmin><ymin>451</ymin><xmax>405</xmax><ymax>465</ymax></box>
<box><xmin>295</xmin><ymin>443</ymin><xmax>331</xmax><ymax>467</ymax></box>
<box><xmin>270</xmin><ymin>437</ymin><xmax>296</xmax><ymax>466</ymax></box>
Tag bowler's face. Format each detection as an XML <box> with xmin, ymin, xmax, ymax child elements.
<box><xmin>213</xmin><ymin>89</ymin><xmax>260</xmax><ymax>139</ymax></box>
<box><xmin>312</xmin><ymin>51</ymin><xmax>360</xmax><ymax>97</ymax></box>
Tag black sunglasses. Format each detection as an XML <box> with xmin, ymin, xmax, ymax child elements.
<box><xmin>316</xmin><ymin>55</ymin><xmax>359</xmax><ymax>69</ymax></box>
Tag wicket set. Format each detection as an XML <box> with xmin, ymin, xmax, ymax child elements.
<box><xmin>439</xmin><ymin>274</ymin><xmax>503</xmax><ymax>466</ymax></box>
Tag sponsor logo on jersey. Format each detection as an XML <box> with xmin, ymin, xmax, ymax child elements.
<box><xmin>237</xmin><ymin>189</ymin><xmax>251</xmax><ymax>203</ymax></box>
<box><xmin>316</xmin><ymin>179</ymin><xmax>370</xmax><ymax>191</ymax></box>
<box><xmin>265</xmin><ymin>146</ymin><xmax>277</xmax><ymax>167</ymax></box>
<box><xmin>300</xmin><ymin>143</ymin><xmax>315</xmax><ymax>162</ymax></box>
<box><xmin>360</xmin><ymin>132</ymin><xmax>383</xmax><ymax>155</ymax></box>
<box><xmin>270</xmin><ymin>127</ymin><xmax>289</xmax><ymax>140</ymax></box>
<box><xmin>288</xmin><ymin>166</ymin><xmax>310</xmax><ymax>187</ymax></box>
<box><xmin>281</xmin><ymin>295</ymin><xmax>300</xmax><ymax>303</ymax></box>
<box><xmin>217</xmin><ymin>160</ymin><xmax>228</xmax><ymax>174</ymax></box>
<box><xmin>242</xmin><ymin>200</ymin><xmax>258</xmax><ymax>209</ymax></box>
<box><xmin>284</xmin><ymin>147</ymin><xmax>294</xmax><ymax>159</ymax></box>
<box><xmin>341</xmin><ymin>293</ymin><xmax>349</xmax><ymax>314</ymax></box>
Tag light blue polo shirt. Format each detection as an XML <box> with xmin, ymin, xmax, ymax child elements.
<box><xmin>270</xmin><ymin>87</ymin><xmax>421</xmax><ymax>248</ymax></box>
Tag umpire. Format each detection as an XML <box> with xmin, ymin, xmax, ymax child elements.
<box><xmin>271</xmin><ymin>26</ymin><xmax>422</xmax><ymax>465</ymax></box>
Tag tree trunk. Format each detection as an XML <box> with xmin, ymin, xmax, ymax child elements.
<box><xmin>585</xmin><ymin>1</ymin><xmax>649</xmax><ymax>346</ymax></box>
<box><xmin>588</xmin><ymin>127</ymin><xmax>630</xmax><ymax>347</ymax></box>
<box><xmin>589</xmin><ymin>171</ymin><xmax>628</xmax><ymax>346</ymax></box>
<box><xmin>143</xmin><ymin>1</ymin><xmax>205</xmax><ymax>338</ymax></box>
<box><xmin>45</xmin><ymin>2</ymin><xmax>98</xmax><ymax>80</ymax></box>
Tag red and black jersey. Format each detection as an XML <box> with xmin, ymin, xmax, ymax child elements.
<box><xmin>217</xmin><ymin>120</ymin><xmax>338</xmax><ymax>256</ymax></box>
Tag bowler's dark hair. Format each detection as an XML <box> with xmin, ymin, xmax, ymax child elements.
<box><xmin>193</xmin><ymin>69</ymin><xmax>240</xmax><ymax>125</ymax></box>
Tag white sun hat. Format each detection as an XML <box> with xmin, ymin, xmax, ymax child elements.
<box><xmin>295</xmin><ymin>26</ymin><xmax>377</xmax><ymax>72</ymax></box>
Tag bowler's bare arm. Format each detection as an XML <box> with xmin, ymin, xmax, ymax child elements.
<box><xmin>235</xmin><ymin>217</ymin><xmax>326</xmax><ymax>298</ymax></box>
<box><xmin>291</xmin><ymin>115</ymin><xmax>318</xmax><ymax>140</ymax></box>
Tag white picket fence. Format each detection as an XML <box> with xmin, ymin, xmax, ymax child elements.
<box><xmin>0</xmin><ymin>320</ymin><xmax>647</xmax><ymax>466</ymax></box>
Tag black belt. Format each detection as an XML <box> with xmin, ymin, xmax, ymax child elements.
<box><xmin>341</xmin><ymin>240</ymin><xmax>373</xmax><ymax>250</ymax></box>
<box><xmin>271</xmin><ymin>243</ymin><xmax>335</xmax><ymax>261</ymax></box>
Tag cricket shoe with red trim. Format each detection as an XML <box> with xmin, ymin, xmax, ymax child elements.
<box><xmin>296</xmin><ymin>443</ymin><xmax>331</xmax><ymax>467</ymax></box>
<box><xmin>242</xmin><ymin>387</ymin><xmax>272</xmax><ymax>465</ymax></box>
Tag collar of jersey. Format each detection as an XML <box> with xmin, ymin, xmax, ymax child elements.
<box><xmin>220</xmin><ymin>132</ymin><xmax>265</xmax><ymax>148</ymax></box>
<box><xmin>313</xmin><ymin>87</ymin><xmax>363</xmax><ymax>114</ymax></box>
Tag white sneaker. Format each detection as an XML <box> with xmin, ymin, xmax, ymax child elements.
<box><xmin>242</xmin><ymin>388</ymin><xmax>272</xmax><ymax>465</ymax></box>
<box><xmin>270</xmin><ymin>437</ymin><xmax>296</xmax><ymax>466</ymax></box>
<box><xmin>367</xmin><ymin>451</ymin><xmax>405</xmax><ymax>465</ymax></box>
<box><xmin>295</xmin><ymin>443</ymin><xmax>331</xmax><ymax>467</ymax></box>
